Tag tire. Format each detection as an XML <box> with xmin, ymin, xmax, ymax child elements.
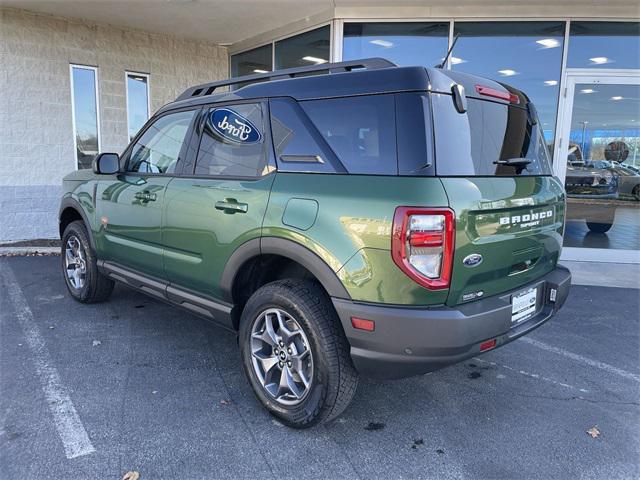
<box><xmin>239</xmin><ymin>279</ymin><xmax>358</xmax><ymax>428</ymax></box>
<box><xmin>633</xmin><ymin>185</ymin><xmax>640</xmax><ymax>201</ymax></box>
<box><xmin>61</xmin><ymin>220</ymin><xmax>114</xmax><ymax>303</ymax></box>
<box><xmin>586</xmin><ymin>221</ymin><xmax>613</xmax><ymax>233</ymax></box>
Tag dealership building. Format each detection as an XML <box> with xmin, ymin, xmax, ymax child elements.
<box><xmin>1</xmin><ymin>2</ymin><xmax>638</xmax><ymax>263</ymax></box>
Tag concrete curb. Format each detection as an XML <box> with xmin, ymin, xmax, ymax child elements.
<box><xmin>0</xmin><ymin>247</ymin><xmax>60</xmax><ymax>256</ymax></box>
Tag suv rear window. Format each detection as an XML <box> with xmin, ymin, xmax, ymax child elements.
<box><xmin>300</xmin><ymin>95</ymin><xmax>397</xmax><ymax>175</ymax></box>
<box><xmin>431</xmin><ymin>94</ymin><xmax>552</xmax><ymax>176</ymax></box>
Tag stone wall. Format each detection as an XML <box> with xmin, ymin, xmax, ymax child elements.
<box><xmin>0</xmin><ymin>7</ymin><xmax>228</xmax><ymax>241</ymax></box>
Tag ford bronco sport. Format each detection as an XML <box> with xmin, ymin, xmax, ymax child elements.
<box><xmin>59</xmin><ymin>58</ymin><xmax>571</xmax><ymax>428</ymax></box>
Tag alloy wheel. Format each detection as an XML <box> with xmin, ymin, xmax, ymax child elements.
<box><xmin>250</xmin><ymin>308</ymin><xmax>313</xmax><ymax>405</ymax></box>
<box><xmin>65</xmin><ymin>235</ymin><xmax>87</xmax><ymax>290</ymax></box>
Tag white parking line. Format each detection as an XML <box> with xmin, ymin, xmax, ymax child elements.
<box><xmin>0</xmin><ymin>262</ymin><xmax>95</xmax><ymax>459</ymax></box>
<box><xmin>520</xmin><ymin>336</ymin><xmax>640</xmax><ymax>384</ymax></box>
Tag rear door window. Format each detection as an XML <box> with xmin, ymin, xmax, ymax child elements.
<box><xmin>300</xmin><ymin>95</ymin><xmax>397</xmax><ymax>175</ymax></box>
<box><xmin>432</xmin><ymin>94</ymin><xmax>552</xmax><ymax>176</ymax></box>
<box><xmin>195</xmin><ymin>103</ymin><xmax>270</xmax><ymax>177</ymax></box>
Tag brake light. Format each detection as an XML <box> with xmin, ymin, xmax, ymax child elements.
<box><xmin>391</xmin><ymin>207</ymin><xmax>455</xmax><ymax>290</ymax></box>
<box><xmin>475</xmin><ymin>85</ymin><xmax>520</xmax><ymax>104</ymax></box>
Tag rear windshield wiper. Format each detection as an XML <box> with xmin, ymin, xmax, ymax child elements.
<box><xmin>493</xmin><ymin>158</ymin><xmax>532</xmax><ymax>166</ymax></box>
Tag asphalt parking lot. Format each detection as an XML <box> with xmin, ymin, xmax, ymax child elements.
<box><xmin>1</xmin><ymin>256</ymin><xmax>638</xmax><ymax>480</ymax></box>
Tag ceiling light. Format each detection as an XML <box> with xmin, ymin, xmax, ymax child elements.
<box><xmin>536</xmin><ymin>38</ymin><xmax>560</xmax><ymax>49</ymax></box>
<box><xmin>498</xmin><ymin>69</ymin><xmax>517</xmax><ymax>76</ymax></box>
<box><xmin>611</xmin><ymin>96</ymin><xmax>623</xmax><ymax>101</ymax></box>
<box><xmin>370</xmin><ymin>39</ymin><xmax>394</xmax><ymax>48</ymax></box>
<box><xmin>580</xmin><ymin>88</ymin><xmax>596</xmax><ymax>94</ymax></box>
<box><xmin>544</xmin><ymin>80</ymin><xmax>558</xmax><ymax>86</ymax></box>
<box><xmin>450</xmin><ymin>56</ymin><xmax>466</xmax><ymax>65</ymax></box>
<box><xmin>589</xmin><ymin>57</ymin><xmax>612</xmax><ymax>64</ymax></box>
<box><xmin>253</xmin><ymin>69</ymin><xmax>268</xmax><ymax>73</ymax></box>
<box><xmin>302</xmin><ymin>56</ymin><xmax>327</xmax><ymax>64</ymax></box>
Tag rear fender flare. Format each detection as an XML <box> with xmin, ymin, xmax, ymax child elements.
<box><xmin>220</xmin><ymin>237</ymin><xmax>351</xmax><ymax>303</ymax></box>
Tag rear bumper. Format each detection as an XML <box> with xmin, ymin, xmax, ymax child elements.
<box><xmin>332</xmin><ymin>265</ymin><xmax>571</xmax><ymax>379</ymax></box>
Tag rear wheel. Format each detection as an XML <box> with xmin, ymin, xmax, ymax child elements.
<box><xmin>586</xmin><ymin>220</ymin><xmax>613</xmax><ymax>233</ymax></box>
<box><xmin>239</xmin><ymin>279</ymin><xmax>358</xmax><ymax>428</ymax></box>
<box><xmin>61</xmin><ymin>220</ymin><xmax>114</xmax><ymax>303</ymax></box>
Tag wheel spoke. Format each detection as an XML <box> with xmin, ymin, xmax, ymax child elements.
<box><xmin>289</xmin><ymin>348</ymin><xmax>309</xmax><ymax>375</ymax></box>
<box><xmin>252</xmin><ymin>351</ymin><xmax>279</xmax><ymax>374</ymax></box>
<box><xmin>278</xmin><ymin>366</ymin><xmax>303</xmax><ymax>400</ymax></box>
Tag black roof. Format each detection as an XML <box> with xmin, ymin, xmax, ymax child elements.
<box><xmin>157</xmin><ymin>57</ymin><xmax>527</xmax><ymax>115</ymax></box>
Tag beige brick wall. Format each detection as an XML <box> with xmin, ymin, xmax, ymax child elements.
<box><xmin>0</xmin><ymin>7</ymin><xmax>228</xmax><ymax>240</ymax></box>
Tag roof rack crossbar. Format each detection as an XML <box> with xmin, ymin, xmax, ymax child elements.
<box><xmin>176</xmin><ymin>58</ymin><xmax>396</xmax><ymax>101</ymax></box>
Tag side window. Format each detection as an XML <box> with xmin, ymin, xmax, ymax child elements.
<box><xmin>195</xmin><ymin>103</ymin><xmax>269</xmax><ymax>177</ymax></box>
<box><xmin>270</xmin><ymin>98</ymin><xmax>342</xmax><ymax>173</ymax></box>
<box><xmin>127</xmin><ymin>110</ymin><xmax>196</xmax><ymax>174</ymax></box>
<box><xmin>300</xmin><ymin>95</ymin><xmax>397</xmax><ymax>175</ymax></box>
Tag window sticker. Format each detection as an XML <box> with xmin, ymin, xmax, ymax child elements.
<box><xmin>210</xmin><ymin>108</ymin><xmax>262</xmax><ymax>144</ymax></box>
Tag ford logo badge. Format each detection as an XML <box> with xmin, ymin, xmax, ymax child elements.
<box><xmin>210</xmin><ymin>108</ymin><xmax>262</xmax><ymax>144</ymax></box>
<box><xmin>463</xmin><ymin>253</ymin><xmax>483</xmax><ymax>267</ymax></box>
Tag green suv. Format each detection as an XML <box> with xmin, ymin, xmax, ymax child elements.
<box><xmin>59</xmin><ymin>59</ymin><xmax>571</xmax><ymax>428</ymax></box>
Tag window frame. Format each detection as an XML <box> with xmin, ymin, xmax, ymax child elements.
<box><xmin>189</xmin><ymin>98</ymin><xmax>276</xmax><ymax>181</ymax></box>
<box><xmin>120</xmin><ymin>106</ymin><xmax>202</xmax><ymax>177</ymax></box>
<box><xmin>125</xmin><ymin>71</ymin><xmax>151</xmax><ymax>142</ymax></box>
<box><xmin>69</xmin><ymin>64</ymin><xmax>101</xmax><ymax>170</ymax></box>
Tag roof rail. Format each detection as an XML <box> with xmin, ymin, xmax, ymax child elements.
<box><xmin>176</xmin><ymin>58</ymin><xmax>396</xmax><ymax>101</ymax></box>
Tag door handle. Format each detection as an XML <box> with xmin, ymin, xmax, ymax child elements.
<box><xmin>135</xmin><ymin>191</ymin><xmax>157</xmax><ymax>202</ymax></box>
<box><xmin>215</xmin><ymin>199</ymin><xmax>248</xmax><ymax>214</ymax></box>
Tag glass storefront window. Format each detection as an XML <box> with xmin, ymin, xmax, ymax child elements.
<box><xmin>70</xmin><ymin>65</ymin><xmax>100</xmax><ymax>170</ymax></box>
<box><xmin>563</xmin><ymin>82</ymin><xmax>640</xmax><ymax>250</ymax></box>
<box><xmin>451</xmin><ymin>22</ymin><xmax>565</xmax><ymax>148</ymax></box>
<box><xmin>126</xmin><ymin>73</ymin><xmax>149</xmax><ymax>142</ymax></box>
<box><xmin>275</xmin><ymin>26</ymin><xmax>330</xmax><ymax>69</ymax></box>
<box><xmin>342</xmin><ymin>22</ymin><xmax>449</xmax><ymax>67</ymax></box>
<box><xmin>568</xmin><ymin>22</ymin><xmax>640</xmax><ymax>69</ymax></box>
<box><xmin>231</xmin><ymin>44</ymin><xmax>273</xmax><ymax>77</ymax></box>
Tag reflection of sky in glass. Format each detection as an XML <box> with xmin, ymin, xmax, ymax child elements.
<box><xmin>451</xmin><ymin>22</ymin><xmax>565</xmax><ymax>146</ymax></box>
<box><xmin>569</xmin><ymin>83</ymin><xmax>640</xmax><ymax>165</ymax></box>
<box><xmin>72</xmin><ymin>67</ymin><xmax>98</xmax><ymax>147</ymax></box>
<box><xmin>568</xmin><ymin>22</ymin><xmax>640</xmax><ymax>69</ymax></box>
<box><xmin>343</xmin><ymin>22</ymin><xmax>449</xmax><ymax>67</ymax></box>
<box><xmin>127</xmin><ymin>74</ymin><xmax>149</xmax><ymax>141</ymax></box>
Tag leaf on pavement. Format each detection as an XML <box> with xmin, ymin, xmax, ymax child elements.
<box><xmin>92</xmin><ymin>340</ymin><xmax>101</xmax><ymax>346</ymax></box>
<box><xmin>587</xmin><ymin>427</ymin><xmax>600</xmax><ymax>438</ymax></box>
<box><xmin>122</xmin><ymin>471</ymin><xmax>140</xmax><ymax>480</ymax></box>
<box><xmin>220</xmin><ymin>399</ymin><xmax>231</xmax><ymax>405</ymax></box>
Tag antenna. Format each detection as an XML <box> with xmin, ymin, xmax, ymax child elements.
<box><xmin>436</xmin><ymin>34</ymin><xmax>460</xmax><ymax>69</ymax></box>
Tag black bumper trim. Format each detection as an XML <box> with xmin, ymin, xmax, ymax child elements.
<box><xmin>332</xmin><ymin>265</ymin><xmax>571</xmax><ymax>379</ymax></box>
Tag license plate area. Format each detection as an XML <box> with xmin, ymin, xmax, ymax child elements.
<box><xmin>511</xmin><ymin>287</ymin><xmax>538</xmax><ymax>324</ymax></box>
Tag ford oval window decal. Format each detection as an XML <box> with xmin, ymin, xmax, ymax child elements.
<box><xmin>210</xmin><ymin>108</ymin><xmax>262</xmax><ymax>144</ymax></box>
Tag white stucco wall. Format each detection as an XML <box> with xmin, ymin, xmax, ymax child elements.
<box><xmin>0</xmin><ymin>7</ymin><xmax>228</xmax><ymax>241</ymax></box>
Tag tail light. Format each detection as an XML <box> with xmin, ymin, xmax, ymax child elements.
<box><xmin>391</xmin><ymin>207</ymin><xmax>455</xmax><ymax>290</ymax></box>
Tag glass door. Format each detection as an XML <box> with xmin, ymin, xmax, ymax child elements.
<box><xmin>555</xmin><ymin>72</ymin><xmax>640</xmax><ymax>262</ymax></box>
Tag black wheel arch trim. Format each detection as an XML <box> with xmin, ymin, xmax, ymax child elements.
<box><xmin>59</xmin><ymin>197</ymin><xmax>96</xmax><ymax>251</ymax></box>
<box><xmin>220</xmin><ymin>237</ymin><xmax>351</xmax><ymax>303</ymax></box>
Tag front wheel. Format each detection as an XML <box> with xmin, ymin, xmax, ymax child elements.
<box><xmin>239</xmin><ymin>279</ymin><xmax>358</xmax><ymax>428</ymax></box>
<box><xmin>61</xmin><ymin>220</ymin><xmax>114</xmax><ymax>303</ymax></box>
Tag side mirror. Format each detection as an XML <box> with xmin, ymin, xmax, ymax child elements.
<box><xmin>93</xmin><ymin>153</ymin><xmax>120</xmax><ymax>174</ymax></box>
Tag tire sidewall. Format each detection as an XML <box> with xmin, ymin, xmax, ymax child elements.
<box><xmin>61</xmin><ymin>221</ymin><xmax>98</xmax><ymax>302</ymax></box>
<box><xmin>239</xmin><ymin>284</ymin><xmax>334</xmax><ymax>427</ymax></box>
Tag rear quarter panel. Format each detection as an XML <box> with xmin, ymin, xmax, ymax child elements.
<box><xmin>263</xmin><ymin>173</ymin><xmax>450</xmax><ymax>305</ymax></box>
